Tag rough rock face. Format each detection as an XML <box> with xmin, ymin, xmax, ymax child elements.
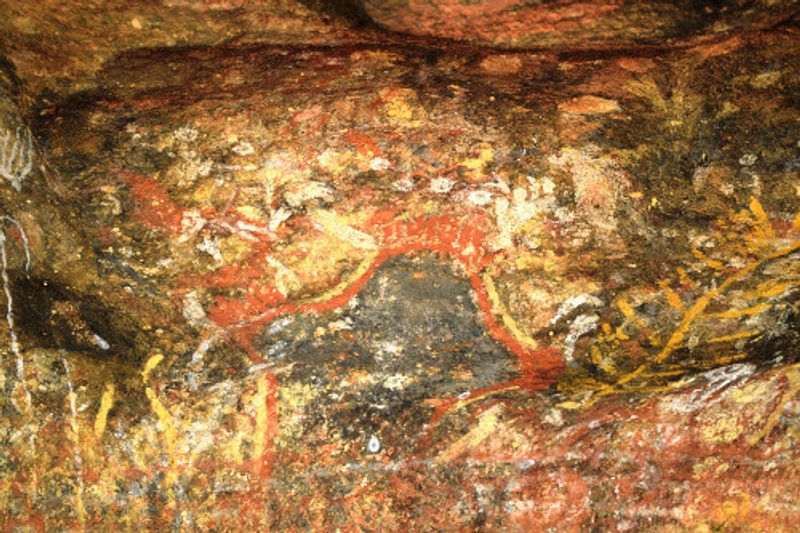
<box><xmin>360</xmin><ymin>0</ymin><xmax>799</xmax><ymax>48</ymax></box>
<box><xmin>0</xmin><ymin>1</ymin><xmax>799</xmax><ymax>530</ymax></box>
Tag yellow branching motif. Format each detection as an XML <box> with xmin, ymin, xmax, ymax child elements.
<box><xmin>625</xmin><ymin>64</ymin><xmax>703</xmax><ymax>159</ymax></box>
<box><xmin>570</xmin><ymin>198</ymin><xmax>800</xmax><ymax>408</ymax></box>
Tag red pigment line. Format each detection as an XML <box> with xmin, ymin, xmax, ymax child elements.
<box><xmin>221</xmin><ymin>239</ymin><xmax>562</xmax><ymax>383</ymax></box>
<box><xmin>231</xmin><ymin>246</ymin><xmax>426</xmax><ymax>334</ymax></box>
<box><xmin>166</xmin><ymin>203</ymin><xmax>563</xmax><ymax>402</ymax></box>
<box><xmin>344</xmin><ymin>129</ymin><xmax>383</xmax><ymax>157</ymax></box>
<box><xmin>225</xmin><ymin>251</ymin><xmax>394</xmax><ymax>358</ymax></box>
<box><xmin>468</xmin><ymin>273</ymin><xmax>563</xmax><ymax>377</ymax></box>
<box><xmin>206</xmin><ymin>224</ymin><xmax>565</xmax><ymax>452</ymax></box>
<box><xmin>260</xmin><ymin>372</ymin><xmax>280</xmax><ymax>479</ymax></box>
<box><xmin>428</xmin><ymin>378</ymin><xmax>529</xmax><ymax>428</ymax></box>
<box><xmin>469</xmin><ymin>273</ymin><xmax>533</xmax><ymax>371</ymax></box>
<box><xmin>115</xmin><ymin>169</ymin><xmax>184</xmax><ymax>234</ymax></box>
<box><xmin>415</xmin><ymin>376</ymin><xmax>547</xmax><ymax>455</ymax></box>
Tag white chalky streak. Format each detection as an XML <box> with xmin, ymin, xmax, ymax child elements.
<box><xmin>563</xmin><ymin>313</ymin><xmax>600</xmax><ymax>359</ymax></box>
<box><xmin>0</xmin><ymin>232</ymin><xmax>27</xmax><ymax>393</ymax></box>
<box><xmin>688</xmin><ymin>364</ymin><xmax>756</xmax><ymax>408</ymax></box>
<box><xmin>268</xmin><ymin>206</ymin><xmax>292</xmax><ymax>232</ymax></box>
<box><xmin>550</xmin><ymin>293</ymin><xmax>604</xmax><ymax>325</ymax></box>
<box><xmin>191</xmin><ymin>330</ymin><xmax>223</xmax><ymax>364</ymax></box>
<box><xmin>0</xmin><ymin>229</ymin><xmax>34</xmax><ymax>454</ymax></box>
<box><xmin>62</xmin><ymin>356</ymin><xmax>86</xmax><ymax>506</ymax></box>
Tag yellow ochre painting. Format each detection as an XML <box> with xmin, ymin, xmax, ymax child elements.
<box><xmin>0</xmin><ymin>0</ymin><xmax>800</xmax><ymax>530</ymax></box>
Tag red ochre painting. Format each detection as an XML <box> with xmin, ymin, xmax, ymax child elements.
<box><xmin>1</xmin><ymin>1</ymin><xmax>800</xmax><ymax>530</ymax></box>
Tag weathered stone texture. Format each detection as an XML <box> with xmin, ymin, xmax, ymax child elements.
<box><xmin>0</xmin><ymin>1</ymin><xmax>799</xmax><ymax>530</ymax></box>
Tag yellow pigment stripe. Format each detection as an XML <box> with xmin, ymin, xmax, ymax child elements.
<box><xmin>707</xmin><ymin>329</ymin><xmax>761</xmax><ymax>344</ymax></box>
<box><xmin>94</xmin><ymin>383</ymin><xmax>115</xmax><ymax>440</ymax></box>
<box><xmin>141</xmin><ymin>353</ymin><xmax>179</xmax><ymax>501</ymax></box>
<box><xmin>306</xmin><ymin>253</ymin><xmax>378</xmax><ymax>304</ymax></box>
<box><xmin>641</xmin><ymin>369</ymin><xmax>687</xmax><ymax>378</ymax></box>
<box><xmin>311</xmin><ymin>209</ymin><xmax>378</xmax><ymax>250</ymax></box>
<box><xmin>709</xmin><ymin>303</ymin><xmax>771</xmax><ymax>319</ymax></box>
<box><xmin>749</xmin><ymin>197</ymin><xmax>775</xmax><ymax>240</ymax></box>
<box><xmin>145</xmin><ymin>387</ymin><xmax>179</xmax><ymax>490</ymax></box>
<box><xmin>743</xmin><ymin>280</ymin><xmax>796</xmax><ymax>300</ymax></box>
<box><xmin>483</xmin><ymin>273</ymin><xmax>538</xmax><ymax>350</ymax></box>
<box><xmin>65</xmin><ymin>390</ymin><xmax>86</xmax><ymax>524</ymax></box>
<box><xmin>665</xmin><ymin>352</ymin><xmax>749</xmax><ymax>370</ymax></box>
<box><xmin>141</xmin><ymin>353</ymin><xmax>164</xmax><ymax>384</ymax></box>
<box><xmin>658</xmin><ymin>280</ymin><xmax>684</xmax><ymax>310</ymax></box>
<box><xmin>145</xmin><ymin>388</ymin><xmax>178</xmax><ymax>450</ymax></box>
<box><xmin>438</xmin><ymin>404</ymin><xmax>502</xmax><ymax>461</ymax></box>
<box><xmin>692</xmin><ymin>248</ymin><xmax>725</xmax><ymax>270</ymax></box>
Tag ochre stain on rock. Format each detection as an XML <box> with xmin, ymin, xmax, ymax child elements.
<box><xmin>0</xmin><ymin>0</ymin><xmax>799</xmax><ymax>530</ymax></box>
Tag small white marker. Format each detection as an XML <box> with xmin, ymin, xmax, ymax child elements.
<box><xmin>367</xmin><ymin>435</ymin><xmax>381</xmax><ymax>453</ymax></box>
<box><xmin>93</xmin><ymin>333</ymin><xmax>110</xmax><ymax>350</ymax></box>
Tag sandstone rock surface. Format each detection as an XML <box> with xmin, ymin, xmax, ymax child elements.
<box><xmin>0</xmin><ymin>1</ymin><xmax>799</xmax><ymax>530</ymax></box>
